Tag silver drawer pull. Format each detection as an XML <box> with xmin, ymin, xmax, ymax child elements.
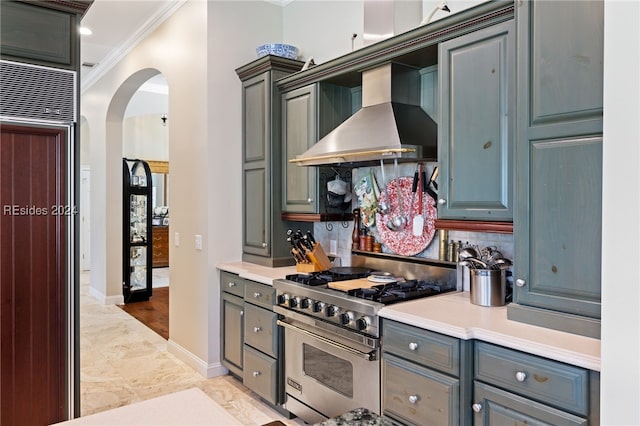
<box><xmin>253</xmin><ymin>326</ymin><xmax>262</xmax><ymax>333</ymax></box>
<box><xmin>408</xmin><ymin>342</ymin><xmax>419</xmax><ymax>351</ymax></box>
<box><xmin>472</xmin><ymin>403</ymin><xmax>483</xmax><ymax>413</ymax></box>
<box><xmin>515</xmin><ymin>278</ymin><xmax>526</xmax><ymax>287</ymax></box>
<box><xmin>228</xmin><ymin>282</ymin><xmax>236</xmax><ymax>287</ymax></box>
<box><xmin>408</xmin><ymin>395</ymin><xmax>419</xmax><ymax>404</ymax></box>
<box><xmin>254</xmin><ymin>292</ymin><xmax>262</xmax><ymax>298</ymax></box>
<box><xmin>252</xmin><ymin>371</ymin><xmax>261</xmax><ymax>377</ymax></box>
<box><xmin>240</xmin><ymin>310</ymin><xmax>244</xmax><ymax>317</ymax></box>
<box><xmin>262</xmin><ymin>242</ymin><xmax>267</xmax><ymax>248</ymax></box>
<box><xmin>515</xmin><ymin>371</ymin><xmax>527</xmax><ymax>382</ymax></box>
<box><xmin>437</xmin><ymin>198</ymin><xmax>447</xmax><ymax>205</ymax></box>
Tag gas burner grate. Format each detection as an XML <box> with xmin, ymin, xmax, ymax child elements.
<box><xmin>348</xmin><ymin>280</ymin><xmax>456</xmax><ymax>304</ymax></box>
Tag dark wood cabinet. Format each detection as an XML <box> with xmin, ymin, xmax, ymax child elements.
<box><xmin>152</xmin><ymin>226</ymin><xmax>170</xmax><ymax>268</ymax></box>
<box><xmin>0</xmin><ymin>123</ymin><xmax>71</xmax><ymax>425</ymax></box>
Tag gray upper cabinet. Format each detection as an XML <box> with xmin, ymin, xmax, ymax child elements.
<box><xmin>0</xmin><ymin>1</ymin><xmax>86</xmax><ymax>70</ymax></box>
<box><xmin>508</xmin><ymin>0</ymin><xmax>603</xmax><ymax>338</ymax></box>
<box><xmin>236</xmin><ymin>56</ymin><xmax>310</xmax><ymax>266</ymax></box>
<box><xmin>282</xmin><ymin>85</ymin><xmax>318</xmax><ymax>213</ymax></box>
<box><xmin>437</xmin><ymin>19</ymin><xmax>515</xmax><ymax>221</ymax></box>
<box><xmin>281</xmin><ymin>82</ymin><xmax>356</xmax><ymax>215</ymax></box>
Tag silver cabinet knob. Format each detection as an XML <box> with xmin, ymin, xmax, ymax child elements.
<box><xmin>472</xmin><ymin>403</ymin><xmax>483</xmax><ymax>413</ymax></box>
<box><xmin>408</xmin><ymin>342</ymin><xmax>419</xmax><ymax>351</ymax></box>
<box><xmin>515</xmin><ymin>278</ymin><xmax>526</xmax><ymax>287</ymax></box>
<box><xmin>437</xmin><ymin>198</ymin><xmax>447</xmax><ymax>205</ymax></box>
<box><xmin>307</xmin><ymin>198</ymin><xmax>313</xmax><ymax>203</ymax></box>
<box><xmin>254</xmin><ymin>292</ymin><xmax>262</xmax><ymax>298</ymax></box>
<box><xmin>408</xmin><ymin>395</ymin><xmax>419</xmax><ymax>404</ymax></box>
<box><xmin>240</xmin><ymin>310</ymin><xmax>244</xmax><ymax>316</ymax></box>
<box><xmin>252</xmin><ymin>371</ymin><xmax>261</xmax><ymax>377</ymax></box>
<box><xmin>228</xmin><ymin>282</ymin><xmax>236</xmax><ymax>287</ymax></box>
<box><xmin>515</xmin><ymin>371</ymin><xmax>527</xmax><ymax>382</ymax></box>
<box><xmin>262</xmin><ymin>242</ymin><xmax>267</xmax><ymax>248</ymax></box>
<box><xmin>253</xmin><ymin>326</ymin><xmax>262</xmax><ymax>333</ymax></box>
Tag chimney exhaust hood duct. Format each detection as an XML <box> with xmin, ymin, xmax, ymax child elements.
<box><xmin>290</xmin><ymin>62</ymin><xmax>438</xmax><ymax>167</ymax></box>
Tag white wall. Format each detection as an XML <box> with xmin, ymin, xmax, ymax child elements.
<box><xmin>122</xmin><ymin>115</ymin><xmax>169</xmax><ymax>160</ymax></box>
<box><xmin>601</xmin><ymin>1</ymin><xmax>640</xmax><ymax>424</ymax></box>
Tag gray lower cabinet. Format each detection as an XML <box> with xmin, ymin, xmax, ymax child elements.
<box><xmin>472</xmin><ymin>341</ymin><xmax>599</xmax><ymax>425</ymax></box>
<box><xmin>382</xmin><ymin>319</ymin><xmax>473</xmax><ymax>426</ymax></box>
<box><xmin>236</xmin><ymin>56</ymin><xmax>310</xmax><ymax>266</ymax></box>
<box><xmin>437</xmin><ymin>19</ymin><xmax>515</xmax><ymax>221</ymax></box>
<box><xmin>508</xmin><ymin>0</ymin><xmax>604</xmax><ymax>338</ymax></box>
<box><xmin>242</xmin><ymin>280</ymin><xmax>284</xmax><ymax>406</ymax></box>
<box><xmin>220</xmin><ymin>271</ymin><xmax>245</xmax><ymax>377</ymax></box>
<box><xmin>280</xmin><ymin>82</ymin><xmax>356</xmax><ymax>215</ymax></box>
<box><xmin>220</xmin><ymin>271</ymin><xmax>285</xmax><ymax>408</ymax></box>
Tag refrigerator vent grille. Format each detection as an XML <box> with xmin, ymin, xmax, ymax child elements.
<box><xmin>0</xmin><ymin>60</ymin><xmax>76</xmax><ymax>122</ymax></box>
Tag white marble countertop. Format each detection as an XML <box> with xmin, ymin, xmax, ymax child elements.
<box><xmin>379</xmin><ymin>291</ymin><xmax>601</xmax><ymax>371</ymax></box>
<box><xmin>216</xmin><ymin>261</ymin><xmax>296</xmax><ymax>286</ymax></box>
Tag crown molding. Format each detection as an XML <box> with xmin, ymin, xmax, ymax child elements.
<box><xmin>81</xmin><ymin>0</ymin><xmax>187</xmax><ymax>93</ymax></box>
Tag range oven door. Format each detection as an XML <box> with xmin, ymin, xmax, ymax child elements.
<box><xmin>278</xmin><ymin>318</ymin><xmax>380</xmax><ymax>423</ymax></box>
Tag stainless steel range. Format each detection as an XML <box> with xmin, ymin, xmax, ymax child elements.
<box><xmin>273</xmin><ymin>252</ymin><xmax>458</xmax><ymax>424</ymax></box>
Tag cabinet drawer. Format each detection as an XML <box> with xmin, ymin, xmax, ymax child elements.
<box><xmin>474</xmin><ymin>381</ymin><xmax>587</xmax><ymax>426</ymax></box>
<box><xmin>244</xmin><ymin>345</ymin><xmax>278</xmax><ymax>405</ymax></box>
<box><xmin>220</xmin><ymin>271</ymin><xmax>244</xmax><ymax>297</ymax></box>
<box><xmin>244</xmin><ymin>280</ymin><xmax>275</xmax><ymax>309</ymax></box>
<box><xmin>382</xmin><ymin>320</ymin><xmax>460</xmax><ymax>377</ymax></box>
<box><xmin>383</xmin><ymin>353</ymin><xmax>459</xmax><ymax>426</ymax></box>
<box><xmin>474</xmin><ymin>341</ymin><xmax>589</xmax><ymax>416</ymax></box>
<box><xmin>244</xmin><ymin>303</ymin><xmax>278</xmax><ymax>357</ymax></box>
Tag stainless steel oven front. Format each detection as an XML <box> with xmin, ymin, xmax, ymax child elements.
<box><xmin>276</xmin><ymin>310</ymin><xmax>380</xmax><ymax>424</ymax></box>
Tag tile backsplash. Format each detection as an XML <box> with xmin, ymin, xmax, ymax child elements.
<box><xmin>312</xmin><ymin>163</ymin><xmax>514</xmax><ymax>267</ymax></box>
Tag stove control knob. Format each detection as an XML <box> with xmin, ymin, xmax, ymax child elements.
<box><xmin>312</xmin><ymin>301</ymin><xmax>325</xmax><ymax>313</ymax></box>
<box><xmin>340</xmin><ymin>311</ymin><xmax>354</xmax><ymax>325</ymax></box>
<box><xmin>289</xmin><ymin>297</ymin><xmax>300</xmax><ymax>308</ymax></box>
<box><xmin>356</xmin><ymin>316</ymin><xmax>371</xmax><ymax>331</ymax></box>
<box><xmin>277</xmin><ymin>293</ymin><xmax>290</xmax><ymax>305</ymax></box>
<box><xmin>326</xmin><ymin>305</ymin><xmax>338</xmax><ymax>317</ymax></box>
<box><xmin>300</xmin><ymin>298</ymin><xmax>311</xmax><ymax>309</ymax></box>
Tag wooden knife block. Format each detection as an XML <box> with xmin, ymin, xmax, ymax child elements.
<box><xmin>296</xmin><ymin>242</ymin><xmax>332</xmax><ymax>273</ymax></box>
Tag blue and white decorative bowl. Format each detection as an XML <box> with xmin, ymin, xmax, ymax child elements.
<box><xmin>256</xmin><ymin>43</ymin><xmax>299</xmax><ymax>60</ymax></box>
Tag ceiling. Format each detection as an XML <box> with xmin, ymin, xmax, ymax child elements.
<box><xmin>79</xmin><ymin>0</ymin><xmax>183</xmax><ymax>90</ymax></box>
<box><xmin>79</xmin><ymin>0</ymin><xmax>289</xmax><ymax>90</ymax></box>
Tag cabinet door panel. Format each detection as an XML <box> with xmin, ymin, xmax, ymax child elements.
<box><xmin>383</xmin><ymin>354</ymin><xmax>459</xmax><ymax>426</ymax></box>
<box><xmin>516</xmin><ymin>136</ymin><xmax>602</xmax><ymax>317</ymax></box>
<box><xmin>282</xmin><ymin>86</ymin><xmax>316</xmax><ymax>212</ymax></box>
<box><xmin>439</xmin><ymin>20</ymin><xmax>515</xmax><ymax>220</ymax></box>
<box><xmin>243</xmin><ymin>167</ymin><xmax>268</xmax><ymax>256</ymax></box>
<box><xmin>528</xmin><ymin>1</ymin><xmax>604</xmax><ymax>125</ymax></box>
<box><xmin>473</xmin><ymin>382</ymin><xmax>587</xmax><ymax>426</ymax></box>
<box><xmin>243</xmin><ymin>75</ymin><xmax>268</xmax><ymax>163</ymax></box>
<box><xmin>221</xmin><ymin>293</ymin><xmax>244</xmax><ymax>375</ymax></box>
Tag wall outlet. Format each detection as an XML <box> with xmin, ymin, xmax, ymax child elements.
<box><xmin>174</xmin><ymin>232</ymin><xmax>180</xmax><ymax>247</ymax></box>
<box><xmin>330</xmin><ymin>239</ymin><xmax>338</xmax><ymax>254</ymax></box>
<box><xmin>195</xmin><ymin>234</ymin><xmax>203</xmax><ymax>251</ymax></box>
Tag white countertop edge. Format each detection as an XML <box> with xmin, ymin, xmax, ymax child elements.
<box><xmin>379</xmin><ymin>309</ymin><xmax>601</xmax><ymax>371</ymax></box>
<box><xmin>216</xmin><ymin>261</ymin><xmax>296</xmax><ymax>286</ymax></box>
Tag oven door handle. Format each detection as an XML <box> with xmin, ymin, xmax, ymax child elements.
<box><xmin>277</xmin><ymin>319</ymin><xmax>377</xmax><ymax>361</ymax></box>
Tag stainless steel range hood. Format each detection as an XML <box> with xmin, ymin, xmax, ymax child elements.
<box><xmin>289</xmin><ymin>62</ymin><xmax>437</xmax><ymax>167</ymax></box>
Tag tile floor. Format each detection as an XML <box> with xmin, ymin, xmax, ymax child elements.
<box><xmin>79</xmin><ymin>271</ymin><xmax>302</xmax><ymax>425</ymax></box>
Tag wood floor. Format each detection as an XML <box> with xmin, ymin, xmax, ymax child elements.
<box><xmin>118</xmin><ymin>287</ymin><xmax>169</xmax><ymax>339</ymax></box>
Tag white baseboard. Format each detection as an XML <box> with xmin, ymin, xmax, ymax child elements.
<box><xmin>167</xmin><ymin>339</ymin><xmax>227</xmax><ymax>379</ymax></box>
<box><xmin>88</xmin><ymin>286</ymin><xmax>124</xmax><ymax>305</ymax></box>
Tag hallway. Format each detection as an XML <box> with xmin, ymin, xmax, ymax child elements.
<box><xmin>79</xmin><ymin>272</ymin><xmax>299</xmax><ymax>424</ymax></box>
